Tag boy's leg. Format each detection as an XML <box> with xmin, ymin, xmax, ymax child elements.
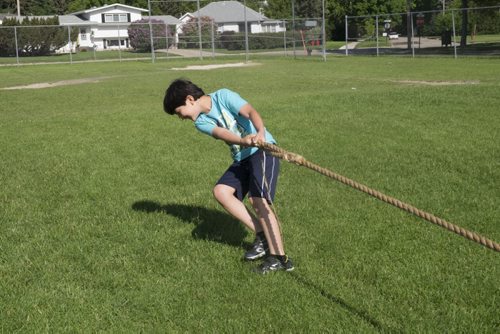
<box><xmin>249</xmin><ymin>197</ymin><xmax>284</xmax><ymax>255</ymax></box>
<box><xmin>248</xmin><ymin>150</ymin><xmax>294</xmax><ymax>273</ymax></box>
<box><xmin>247</xmin><ymin>150</ymin><xmax>282</xmax><ymax>252</ymax></box>
<box><xmin>213</xmin><ymin>184</ymin><xmax>263</xmax><ymax>233</ymax></box>
<box><xmin>214</xmin><ymin>162</ymin><xmax>268</xmax><ymax>261</ymax></box>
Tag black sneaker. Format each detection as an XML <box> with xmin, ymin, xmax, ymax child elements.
<box><xmin>253</xmin><ymin>255</ymin><xmax>294</xmax><ymax>274</ymax></box>
<box><xmin>282</xmin><ymin>256</ymin><xmax>294</xmax><ymax>272</ymax></box>
<box><xmin>244</xmin><ymin>237</ymin><xmax>268</xmax><ymax>261</ymax></box>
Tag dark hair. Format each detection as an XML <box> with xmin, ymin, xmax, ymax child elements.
<box><xmin>163</xmin><ymin>78</ymin><xmax>205</xmax><ymax>115</ymax></box>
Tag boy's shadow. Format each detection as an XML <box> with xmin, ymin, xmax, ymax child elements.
<box><xmin>132</xmin><ymin>200</ymin><xmax>249</xmax><ymax>248</ymax></box>
<box><xmin>132</xmin><ymin>202</ymin><xmax>385</xmax><ymax>330</ymax></box>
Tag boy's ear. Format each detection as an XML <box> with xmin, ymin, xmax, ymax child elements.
<box><xmin>186</xmin><ymin>95</ymin><xmax>195</xmax><ymax>104</ymax></box>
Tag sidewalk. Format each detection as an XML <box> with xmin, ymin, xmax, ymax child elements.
<box><xmin>157</xmin><ymin>48</ymin><xmax>224</xmax><ymax>58</ymax></box>
<box><xmin>339</xmin><ymin>42</ymin><xmax>359</xmax><ymax>50</ymax></box>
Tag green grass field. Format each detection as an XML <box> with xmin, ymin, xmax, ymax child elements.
<box><xmin>1</xmin><ymin>56</ymin><xmax>499</xmax><ymax>332</ymax></box>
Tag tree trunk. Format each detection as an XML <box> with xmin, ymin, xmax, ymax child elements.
<box><xmin>460</xmin><ymin>0</ymin><xmax>468</xmax><ymax>47</ymax></box>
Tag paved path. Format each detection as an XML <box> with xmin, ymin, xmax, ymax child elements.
<box><xmin>157</xmin><ymin>48</ymin><xmax>224</xmax><ymax>58</ymax></box>
<box><xmin>339</xmin><ymin>42</ymin><xmax>359</xmax><ymax>50</ymax></box>
<box><xmin>390</xmin><ymin>36</ymin><xmax>455</xmax><ymax>48</ymax></box>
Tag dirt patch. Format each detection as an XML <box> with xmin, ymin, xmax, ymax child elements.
<box><xmin>393</xmin><ymin>80</ymin><xmax>480</xmax><ymax>86</ymax></box>
<box><xmin>171</xmin><ymin>62</ymin><xmax>260</xmax><ymax>71</ymax></box>
<box><xmin>2</xmin><ymin>77</ymin><xmax>110</xmax><ymax>90</ymax></box>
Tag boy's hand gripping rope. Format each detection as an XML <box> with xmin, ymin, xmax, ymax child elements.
<box><xmin>256</xmin><ymin>142</ymin><xmax>500</xmax><ymax>252</ymax></box>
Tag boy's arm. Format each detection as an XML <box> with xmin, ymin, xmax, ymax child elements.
<box><xmin>211</xmin><ymin>102</ymin><xmax>266</xmax><ymax>147</ymax></box>
<box><xmin>212</xmin><ymin>127</ymin><xmax>247</xmax><ymax>146</ymax></box>
<box><xmin>238</xmin><ymin>103</ymin><xmax>266</xmax><ymax>144</ymax></box>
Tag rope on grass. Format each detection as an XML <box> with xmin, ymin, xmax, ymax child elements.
<box><xmin>256</xmin><ymin>142</ymin><xmax>500</xmax><ymax>253</ymax></box>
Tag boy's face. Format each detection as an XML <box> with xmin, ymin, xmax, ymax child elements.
<box><xmin>174</xmin><ymin>95</ymin><xmax>199</xmax><ymax>121</ymax></box>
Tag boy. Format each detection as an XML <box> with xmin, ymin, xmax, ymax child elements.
<box><xmin>163</xmin><ymin>78</ymin><xmax>293</xmax><ymax>274</ymax></box>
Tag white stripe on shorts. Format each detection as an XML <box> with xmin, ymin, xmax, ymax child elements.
<box><xmin>260</xmin><ymin>150</ymin><xmax>266</xmax><ymax>198</ymax></box>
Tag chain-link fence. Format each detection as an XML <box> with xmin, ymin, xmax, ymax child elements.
<box><xmin>0</xmin><ymin>17</ymin><xmax>326</xmax><ymax>66</ymax></box>
<box><xmin>344</xmin><ymin>5</ymin><xmax>500</xmax><ymax>57</ymax></box>
<box><xmin>165</xmin><ymin>17</ymin><xmax>325</xmax><ymax>61</ymax></box>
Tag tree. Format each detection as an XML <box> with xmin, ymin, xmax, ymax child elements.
<box><xmin>12</xmin><ymin>0</ymin><xmax>62</xmax><ymax>15</ymax></box>
<box><xmin>128</xmin><ymin>18</ymin><xmax>173</xmax><ymax>51</ymax></box>
<box><xmin>155</xmin><ymin>1</ymin><xmax>196</xmax><ymax>17</ymax></box>
<box><xmin>52</xmin><ymin>0</ymin><xmax>70</xmax><ymax>15</ymax></box>
<box><xmin>0</xmin><ymin>0</ymin><xmax>16</xmax><ymax>14</ymax></box>
<box><xmin>67</xmin><ymin>0</ymin><xmax>107</xmax><ymax>13</ymax></box>
<box><xmin>460</xmin><ymin>0</ymin><xmax>467</xmax><ymax>46</ymax></box>
<box><xmin>178</xmin><ymin>15</ymin><xmax>213</xmax><ymax>49</ymax></box>
<box><xmin>295</xmin><ymin>0</ymin><xmax>322</xmax><ymax>18</ymax></box>
<box><xmin>264</xmin><ymin>0</ymin><xmax>292</xmax><ymax>19</ymax></box>
<box><xmin>0</xmin><ymin>16</ymin><xmax>78</xmax><ymax>56</ymax></box>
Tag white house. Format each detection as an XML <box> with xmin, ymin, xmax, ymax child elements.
<box><xmin>179</xmin><ymin>1</ymin><xmax>285</xmax><ymax>35</ymax></box>
<box><xmin>1</xmin><ymin>4</ymin><xmax>153</xmax><ymax>52</ymax></box>
<box><xmin>62</xmin><ymin>3</ymin><xmax>148</xmax><ymax>51</ymax></box>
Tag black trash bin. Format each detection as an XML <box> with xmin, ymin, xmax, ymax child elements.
<box><xmin>441</xmin><ymin>30</ymin><xmax>452</xmax><ymax>47</ymax></box>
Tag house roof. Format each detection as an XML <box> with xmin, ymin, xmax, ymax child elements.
<box><xmin>70</xmin><ymin>3</ymin><xmax>148</xmax><ymax>15</ymax></box>
<box><xmin>59</xmin><ymin>15</ymin><xmax>95</xmax><ymax>26</ymax></box>
<box><xmin>144</xmin><ymin>15</ymin><xmax>180</xmax><ymax>25</ymax></box>
<box><xmin>179</xmin><ymin>13</ymin><xmax>194</xmax><ymax>22</ymax></box>
<box><xmin>192</xmin><ymin>1</ymin><xmax>266</xmax><ymax>23</ymax></box>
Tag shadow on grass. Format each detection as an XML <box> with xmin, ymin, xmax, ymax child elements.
<box><xmin>133</xmin><ymin>201</ymin><xmax>384</xmax><ymax>330</ymax></box>
<box><xmin>132</xmin><ymin>200</ymin><xmax>248</xmax><ymax>248</ymax></box>
<box><xmin>290</xmin><ymin>272</ymin><xmax>386</xmax><ymax>332</ymax></box>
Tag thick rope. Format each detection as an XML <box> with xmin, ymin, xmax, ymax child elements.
<box><xmin>257</xmin><ymin>142</ymin><xmax>500</xmax><ymax>252</ymax></box>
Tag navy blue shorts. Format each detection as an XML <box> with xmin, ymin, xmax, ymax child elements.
<box><xmin>216</xmin><ymin>150</ymin><xmax>280</xmax><ymax>203</ymax></box>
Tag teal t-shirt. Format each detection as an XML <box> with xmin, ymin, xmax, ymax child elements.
<box><xmin>194</xmin><ymin>89</ymin><xmax>276</xmax><ymax>161</ymax></box>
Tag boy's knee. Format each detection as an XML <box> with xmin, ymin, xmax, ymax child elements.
<box><xmin>250</xmin><ymin>197</ymin><xmax>271</xmax><ymax>214</ymax></box>
<box><xmin>213</xmin><ymin>184</ymin><xmax>228</xmax><ymax>203</ymax></box>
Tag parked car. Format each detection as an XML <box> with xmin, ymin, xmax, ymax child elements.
<box><xmin>389</xmin><ymin>32</ymin><xmax>399</xmax><ymax>39</ymax></box>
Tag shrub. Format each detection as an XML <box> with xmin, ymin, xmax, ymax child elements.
<box><xmin>178</xmin><ymin>16</ymin><xmax>214</xmax><ymax>49</ymax></box>
<box><xmin>128</xmin><ymin>19</ymin><xmax>174</xmax><ymax>52</ymax></box>
<box><xmin>0</xmin><ymin>16</ymin><xmax>77</xmax><ymax>56</ymax></box>
<box><xmin>219</xmin><ymin>31</ymin><xmax>285</xmax><ymax>50</ymax></box>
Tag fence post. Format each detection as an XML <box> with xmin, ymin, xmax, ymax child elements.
<box><xmin>411</xmin><ymin>12</ymin><xmax>415</xmax><ymax>58</ymax></box>
<box><xmin>283</xmin><ymin>20</ymin><xmax>287</xmax><ymax>57</ymax></box>
<box><xmin>451</xmin><ymin>9</ymin><xmax>457</xmax><ymax>59</ymax></box>
<box><xmin>407</xmin><ymin>7</ymin><xmax>412</xmax><ymax>49</ymax></box>
<box><xmin>147</xmin><ymin>0</ymin><xmax>155</xmax><ymax>63</ymax></box>
<box><xmin>14</xmin><ymin>26</ymin><xmax>19</xmax><ymax>65</ymax></box>
<box><xmin>376</xmin><ymin>15</ymin><xmax>379</xmax><ymax>57</ymax></box>
<box><xmin>321</xmin><ymin>0</ymin><xmax>326</xmax><ymax>61</ymax></box>
<box><xmin>211</xmin><ymin>19</ymin><xmax>215</xmax><ymax>58</ymax></box>
<box><xmin>345</xmin><ymin>15</ymin><xmax>348</xmax><ymax>56</ymax></box>
<box><xmin>292</xmin><ymin>0</ymin><xmax>296</xmax><ymax>58</ymax></box>
<box><xmin>118</xmin><ymin>24</ymin><xmax>122</xmax><ymax>62</ymax></box>
<box><xmin>244</xmin><ymin>0</ymin><xmax>249</xmax><ymax>63</ymax></box>
<box><xmin>165</xmin><ymin>24</ymin><xmax>169</xmax><ymax>59</ymax></box>
<box><xmin>196</xmin><ymin>0</ymin><xmax>203</xmax><ymax>60</ymax></box>
<box><xmin>67</xmin><ymin>26</ymin><xmax>73</xmax><ymax>64</ymax></box>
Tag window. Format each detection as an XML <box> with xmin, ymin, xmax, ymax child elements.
<box><xmin>104</xmin><ymin>13</ymin><xmax>128</xmax><ymax>23</ymax></box>
<box><xmin>80</xmin><ymin>28</ymin><xmax>87</xmax><ymax>40</ymax></box>
<box><xmin>263</xmin><ymin>24</ymin><xmax>276</xmax><ymax>33</ymax></box>
<box><xmin>107</xmin><ymin>40</ymin><xmax>126</xmax><ymax>47</ymax></box>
